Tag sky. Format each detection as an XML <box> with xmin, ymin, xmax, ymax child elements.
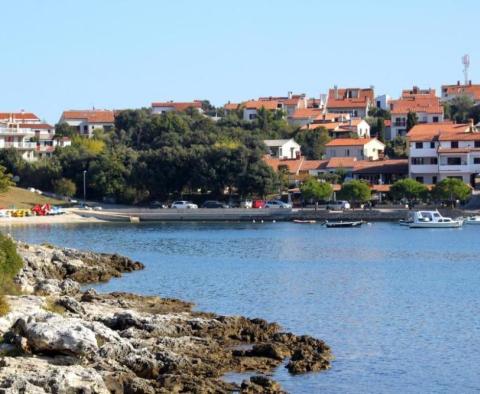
<box><xmin>0</xmin><ymin>0</ymin><xmax>478</xmax><ymax>123</ymax></box>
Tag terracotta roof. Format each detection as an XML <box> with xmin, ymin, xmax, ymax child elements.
<box><xmin>327</xmin><ymin>88</ymin><xmax>374</xmax><ymax>109</ymax></box>
<box><xmin>352</xmin><ymin>159</ymin><xmax>409</xmax><ymax>174</ymax></box>
<box><xmin>390</xmin><ymin>96</ymin><xmax>443</xmax><ymax>115</ymax></box>
<box><xmin>18</xmin><ymin>123</ymin><xmax>54</xmax><ymax>129</ymax></box>
<box><xmin>0</xmin><ymin>112</ymin><xmax>40</xmax><ymax>121</ymax></box>
<box><xmin>300</xmin><ymin>160</ymin><xmax>328</xmax><ymax>171</ymax></box>
<box><xmin>289</xmin><ymin>108</ymin><xmax>323</xmax><ymax>119</ymax></box>
<box><xmin>62</xmin><ymin>110</ymin><xmax>115</xmax><ymax>123</ymax></box>
<box><xmin>438</xmin><ymin>131</ymin><xmax>480</xmax><ymax>141</ymax></box>
<box><xmin>151</xmin><ymin>101</ymin><xmax>202</xmax><ymax>111</ymax></box>
<box><xmin>371</xmin><ymin>184</ymin><xmax>391</xmax><ymax>192</ymax></box>
<box><xmin>326</xmin><ymin>157</ymin><xmax>357</xmax><ymax>168</ymax></box>
<box><xmin>263</xmin><ymin>156</ymin><xmax>304</xmax><ymax>175</ymax></box>
<box><xmin>401</xmin><ymin>87</ymin><xmax>436</xmax><ymax>98</ymax></box>
<box><xmin>407</xmin><ymin>122</ymin><xmax>475</xmax><ymax>142</ymax></box>
<box><xmin>326</xmin><ymin>138</ymin><xmax>377</xmax><ymax>147</ymax></box>
<box><xmin>244</xmin><ymin>100</ymin><xmax>280</xmax><ymax>110</ymax></box>
<box><xmin>224</xmin><ymin>103</ymin><xmax>240</xmax><ymax>111</ymax></box>
<box><xmin>442</xmin><ymin>83</ymin><xmax>480</xmax><ymax>101</ymax></box>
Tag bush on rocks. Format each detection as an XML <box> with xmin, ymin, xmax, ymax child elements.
<box><xmin>0</xmin><ymin>233</ymin><xmax>24</xmax><ymax>315</ymax></box>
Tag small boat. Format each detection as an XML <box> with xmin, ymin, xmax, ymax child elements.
<box><xmin>399</xmin><ymin>219</ymin><xmax>413</xmax><ymax>226</ymax></box>
<box><xmin>293</xmin><ymin>219</ymin><xmax>317</xmax><ymax>224</ymax></box>
<box><xmin>408</xmin><ymin>210</ymin><xmax>463</xmax><ymax>228</ymax></box>
<box><xmin>325</xmin><ymin>220</ymin><xmax>364</xmax><ymax>228</ymax></box>
<box><xmin>464</xmin><ymin>216</ymin><xmax>480</xmax><ymax>225</ymax></box>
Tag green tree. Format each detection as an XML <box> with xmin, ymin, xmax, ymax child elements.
<box><xmin>448</xmin><ymin>94</ymin><xmax>475</xmax><ymax>122</ymax></box>
<box><xmin>390</xmin><ymin>178</ymin><xmax>428</xmax><ymax>202</ymax></box>
<box><xmin>406</xmin><ymin>111</ymin><xmax>418</xmax><ymax>132</ymax></box>
<box><xmin>0</xmin><ymin>234</ymin><xmax>24</xmax><ymax>315</ymax></box>
<box><xmin>55</xmin><ymin>122</ymin><xmax>77</xmax><ymax>138</ymax></box>
<box><xmin>300</xmin><ymin>177</ymin><xmax>333</xmax><ymax>203</ymax></box>
<box><xmin>339</xmin><ymin>180</ymin><xmax>371</xmax><ymax>205</ymax></box>
<box><xmin>295</xmin><ymin>127</ymin><xmax>331</xmax><ymax>159</ymax></box>
<box><xmin>53</xmin><ymin>178</ymin><xmax>77</xmax><ymax>197</ymax></box>
<box><xmin>0</xmin><ymin>165</ymin><xmax>14</xmax><ymax>194</ymax></box>
<box><xmin>432</xmin><ymin>178</ymin><xmax>471</xmax><ymax>207</ymax></box>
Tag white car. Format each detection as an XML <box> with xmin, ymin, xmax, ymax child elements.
<box><xmin>240</xmin><ymin>199</ymin><xmax>253</xmax><ymax>209</ymax></box>
<box><xmin>265</xmin><ymin>200</ymin><xmax>292</xmax><ymax>209</ymax></box>
<box><xmin>171</xmin><ymin>201</ymin><xmax>198</xmax><ymax>209</ymax></box>
<box><xmin>326</xmin><ymin>200</ymin><xmax>351</xmax><ymax>210</ymax></box>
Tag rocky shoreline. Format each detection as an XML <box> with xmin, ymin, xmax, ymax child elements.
<box><xmin>0</xmin><ymin>241</ymin><xmax>332</xmax><ymax>393</ymax></box>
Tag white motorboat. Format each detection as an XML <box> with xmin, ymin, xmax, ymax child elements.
<box><xmin>408</xmin><ymin>210</ymin><xmax>463</xmax><ymax>228</ymax></box>
<box><xmin>464</xmin><ymin>216</ymin><xmax>480</xmax><ymax>225</ymax></box>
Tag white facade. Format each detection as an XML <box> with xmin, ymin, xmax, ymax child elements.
<box><xmin>375</xmin><ymin>94</ymin><xmax>391</xmax><ymax>111</ymax></box>
<box><xmin>264</xmin><ymin>139</ymin><xmax>301</xmax><ymax>160</ymax></box>
<box><xmin>391</xmin><ymin>112</ymin><xmax>443</xmax><ymax>140</ymax></box>
<box><xmin>325</xmin><ymin>139</ymin><xmax>385</xmax><ymax>161</ymax></box>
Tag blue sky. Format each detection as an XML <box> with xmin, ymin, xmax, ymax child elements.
<box><xmin>0</xmin><ymin>0</ymin><xmax>477</xmax><ymax>122</ymax></box>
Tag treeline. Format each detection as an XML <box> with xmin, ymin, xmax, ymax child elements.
<box><xmin>0</xmin><ymin>108</ymin><xmax>323</xmax><ymax>203</ymax></box>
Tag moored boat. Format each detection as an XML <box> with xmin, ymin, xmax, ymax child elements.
<box><xmin>293</xmin><ymin>219</ymin><xmax>317</xmax><ymax>224</ymax></box>
<box><xmin>325</xmin><ymin>220</ymin><xmax>364</xmax><ymax>228</ymax></box>
<box><xmin>464</xmin><ymin>216</ymin><xmax>480</xmax><ymax>225</ymax></box>
<box><xmin>408</xmin><ymin>210</ymin><xmax>463</xmax><ymax>228</ymax></box>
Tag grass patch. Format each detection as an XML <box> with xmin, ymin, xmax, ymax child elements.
<box><xmin>0</xmin><ymin>233</ymin><xmax>24</xmax><ymax>315</ymax></box>
<box><xmin>0</xmin><ymin>187</ymin><xmax>68</xmax><ymax>209</ymax></box>
<box><xmin>42</xmin><ymin>298</ymin><xmax>66</xmax><ymax>315</ymax></box>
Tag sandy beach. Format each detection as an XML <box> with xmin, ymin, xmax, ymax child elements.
<box><xmin>0</xmin><ymin>211</ymin><xmax>105</xmax><ymax>226</ymax></box>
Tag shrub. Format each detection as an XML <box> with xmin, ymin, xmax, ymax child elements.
<box><xmin>0</xmin><ymin>233</ymin><xmax>24</xmax><ymax>315</ymax></box>
<box><xmin>53</xmin><ymin>178</ymin><xmax>77</xmax><ymax>197</ymax></box>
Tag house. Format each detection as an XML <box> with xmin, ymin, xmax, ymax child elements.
<box><xmin>151</xmin><ymin>101</ymin><xmax>203</xmax><ymax>114</ymax></box>
<box><xmin>325</xmin><ymin>138</ymin><xmax>384</xmax><ymax>160</ymax></box>
<box><xmin>389</xmin><ymin>87</ymin><xmax>443</xmax><ymax>140</ymax></box>
<box><xmin>0</xmin><ymin>112</ymin><xmax>70</xmax><ymax>161</ymax></box>
<box><xmin>326</xmin><ymin>87</ymin><xmax>374</xmax><ymax>117</ymax></box>
<box><xmin>59</xmin><ymin>110</ymin><xmax>115</xmax><ymax>137</ymax></box>
<box><xmin>263</xmin><ymin>139</ymin><xmax>301</xmax><ymax>160</ymax></box>
<box><xmin>258</xmin><ymin>92</ymin><xmax>306</xmax><ymax>117</ymax></box>
<box><xmin>407</xmin><ymin>120</ymin><xmax>480</xmax><ymax>186</ymax></box>
<box><xmin>243</xmin><ymin>100</ymin><xmax>283</xmax><ymax>121</ymax></box>
<box><xmin>375</xmin><ymin>94</ymin><xmax>391</xmax><ymax>111</ymax></box>
<box><xmin>302</xmin><ymin>118</ymin><xmax>370</xmax><ymax>138</ymax></box>
<box><xmin>441</xmin><ymin>81</ymin><xmax>480</xmax><ymax>104</ymax></box>
<box><xmin>288</xmin><ymin>108</ymin><xmax>324</xmax><ymax>127</ymax></box>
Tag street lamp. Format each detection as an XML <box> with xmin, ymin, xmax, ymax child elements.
<box><xmin>83</xmin><ymin>170</ymin><xmax>87</xmax><ymax>206</ymax></box>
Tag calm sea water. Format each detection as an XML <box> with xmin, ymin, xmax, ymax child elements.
<box><xmin>7</xmin><ymin>222</ymin><xmax>480</xmax><ymax>393</ymax></box>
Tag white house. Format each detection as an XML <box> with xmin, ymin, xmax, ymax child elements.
<box><xmin>375</xmin><ymin>94</ymin><xmax>391</xmax><ymax>111</ymax></box>
<box><xmin>0</xmin><ymin>112</ymin><xmax>70</xmax><ymax>161</ymax></box>
<box><xmin>407</xmin><ymin>121</ymin><xmax>480</xmax><ymax>186</ymax></box>
<box><xmin>325</xmin><ymin>138</ymin><xmax>385</xmax><ymax>161</ymax></box>
<box><xmin>326</xmin><ymin>87</ymin><xmax>374</xmax><ymax>118</ymax></box>
<box><xmin>441</xmin><ymin>81</ymin><xmax>480</xmax><ymax>105</ymax></box>
<box><xmin>151</xmin><ymin>101</ymin><xmax>204</xmax><ymax>114</ymax></box>
<box><xmin>243</xmin><ymin>100</ymin><xmax>283</xmax><ymax>121</ymax></box>
<box><xmin>303</xmin><ymin>118</ymin><xmax>370</xmax><ymax>138</ymax></box>
<box><xmin>389</xmin><ymin>87</ymin><xmax>443</xmax><ymax>140</ymax></box>
<box><xmin>59</xmin><ymin>110</ymin><xmax>115</xmax><ymax>138</ymax></box>
<box><xmin>263</xmin><ymin>139</ymin><xmax>301</xmax><ymax>160</ymax></box>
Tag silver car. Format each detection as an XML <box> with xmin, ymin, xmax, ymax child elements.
<box><xmin>265</xmin><ymin>200</ymin><xmax>292</xmax><ymax>209</ymax></box>
<box><xmin>171</xmin><ymin>201</ymin><xmax>198</xmax><ymax>209</ymax></box>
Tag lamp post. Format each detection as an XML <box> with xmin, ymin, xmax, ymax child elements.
<box><xmin>83</xmin><ymin>170</ymin><xmax>87</xmax><ymax>206</ymax></box>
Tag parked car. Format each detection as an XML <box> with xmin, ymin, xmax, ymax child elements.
<box><xmin>252</xmin><ymin>200</ymin><xmax>266</xmax><ymax>209</ymax></box>
<box><xmin>150</xmin><ymin>201</ymin><xmax>167</xmax><ymax>208</ymax></box>
<box><xmin>171</xmin><ymin>201</ymin><xmax>198</xmax><ymax>209</ymax></box>
<box><xmin>240</xmin><ymin>199</ymin><xmax>253</xmax><ymax>209</ymax></box>
<box><xmin>202</xmin><ymin>200</ymin><xmax>229</xmax><ymax>208</ymax></box>
<box><xmin>265</xmin><ymin>200</ymin><xmax>292</xmax><ymax>209</ymax></box>
<box><xmin>326</xmin><ymin>200</ymin><xmax>351</xmax><ymax>210</ymax></box>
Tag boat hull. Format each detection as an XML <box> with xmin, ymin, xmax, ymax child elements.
<box><xmin>325</xmin><ymin>221</ymin><xmax>364</xmax><ymax>228</ymax></box>
<box><xmin>409</xmin><ymin>221</ymin><xmax>463</xmax><ymax>228</ymax></box>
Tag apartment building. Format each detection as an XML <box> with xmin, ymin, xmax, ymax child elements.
<box><xmin>151</xmin><ymin>101</ymin><xmax>204</xmax><ymax>114</ymax></box>
<box><xmin>407</xmin><ymin>121</ymin><xmax>480</xmax><ymax>186</ymax></box>
<box><xmin>441</xmin><ymin>81</ymin><xmax>480</xmax><ymax>104</ymax></box>
<box><xmin>0</xmin><ymin>112</ymin><xmax>70</xmax><ymax>161</ymax></box>
<box><xmin>389</xmin><ymin>87</ymin><xmax>443</xmax><ymax>140</ymax></box>
<box><xmin>325</xmin><ymin>138</ymin><xmax>384</xmax><ymax>161</ymax></box>
<box><xmin>326</xmin><ymin>87</ymin><xmax>374</xmax><ymax>118</ymax></box>
<box><xmin>59</xmin><ymin>110</ymin><xmax>115</xmax><ymax>137</ymax></box>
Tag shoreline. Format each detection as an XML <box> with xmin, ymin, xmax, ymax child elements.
<box><xmin>0</xmin><ymin>239</ymin><xmax>332</xmax><ymax>392</ymax></box>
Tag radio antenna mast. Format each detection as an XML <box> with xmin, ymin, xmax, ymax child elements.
<box><xmin>462</xmin><ymin>54</ymin><xmax>470</xmax><ymax>85</ymax></box>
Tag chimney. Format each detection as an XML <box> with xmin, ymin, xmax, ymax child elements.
<box><xmin>334</xmin><ymin>85</ymin><xmax>339</xmax><ymax>99</ymax></box>
<box><xmin>469</xmin><ymin>80</ymin><xmax>472</xmax><ymax>86</ymax></box>
<box><xmin>469</xmin><ymin>118</ymin><xmax>475</xmax><ymax>132</ymax></box>
<box><xmin>288</xmin><ymin>91</ymin><xmax>293</xmax><ymax>99</ymax></box>
<box><xmin>457</xmin><ymin>80</ymin><xmax>460</xmax><ymax>86</ymax></box>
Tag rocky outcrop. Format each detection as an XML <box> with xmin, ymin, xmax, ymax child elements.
<box><xmin>0</xmin><ymin>241</ymin><xmax>333</xmax><ymax>393</ymax></box>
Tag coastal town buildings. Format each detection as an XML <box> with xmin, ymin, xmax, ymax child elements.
<box><xmin>151</xmin><ymin>101</ymin><xmax>204</xmax><ymax>114</ymax></box>
<box><xmin>326</xmin><ymin>87</ymin><xmax>374</xmax><ymax>118</ymax></box>
<box><xmin>325</xmin><ymin>138</ymin><xmax>384</xmax><ymax>161</ymax></box>
<box><xmin>263</xmin><ymin>139</ymin><xmax>301</xmax><ymax>160</ymax></box>
<box><xmin>0</xmin><ymin>112</ymin><xmax>70</xmax><ymax>161</ymax></box>
<box><xmin>302</xmin><ymin>118</ymin><xmax>370</xmax><ymax>138</ymax></box>
<box><xmin>407</xmin><ymin>120</ymin><xmax>480</xmax><ymax>186</ymax></box>
<box><xmin>441</xmin><ymin>81</ymin><xmax>480</xmax><ymax>104</ymax></box>
<box><xmin>59</xmin><ymin>110</ymin><xmax>115</xmax><ymax>138</ymax></box>
<box><xmin>389</xmin><ymin>87</ymin><xmax>443</xmax><ymax>140</ymax></box>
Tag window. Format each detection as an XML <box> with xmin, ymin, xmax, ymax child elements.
<box><xmin>415</xmin><ymin>177</ymin><xmax>424</xmax><ymax>183</ymax></box>
<box><xmin>451</xmin><ymin>141</ymin><xmax>459</xmax><ymax>148</ymax></box>
<box><xmin>433</xmin><ymin>116</ymin><xmax>439</xmax><ymax>123</ymax></box>
<box><xmin>475</xmin><ymin>141</ymin><xmax>480</xmax><ymax>148</ymax></box>
<box><xmin>411</xmin><ymin>157</ymin><xmax>437</xmax><ymax>165</ymax></box>
<box><xmin>415</xmin><ymin>142</ymin><xmax>423</xmax><ymax>149</ymax></box>
<box><xmin>474</xmin><ymin>158</ymin><xmax>480</xmax><ymax>164</ymax></box>
<box><xmin>346</xmin><ymin>149</ymin><xmax>350</xmax><ymax>156</ymax></box>
<box><xmin>432</xmin><ymin>176</ymin><xmax>437</xmax><ymax>184</ymax></box>
<box><xmin>447</xmin><ymin>157</ymin><xmax>461</xmax><ymax>165</ymax></box>
<box><xmin>430</xmin><ymin>142</ymin><xmax>435</xmax><ymax>149</ymax></box>
<box><xmin>249</xmin><ymin>114</ymin><xmax>257</xmax><ymax>120</ymax></box>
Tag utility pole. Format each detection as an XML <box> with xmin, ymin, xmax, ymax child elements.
<box><xmin>83</xmin><ymin>170</ymin><xmax>87</xmax><ymax>206</ymax></box>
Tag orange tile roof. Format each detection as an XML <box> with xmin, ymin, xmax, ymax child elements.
<box><xmin>18</xmin><ymin>123</ymin><xmax>54</xmax><ymax>129</ymax></box>
<box><xmin>401</xmin><ymin>87</ymin><xmax>436</xmax><ymax>98</ymax></box>
<box><xmin>327</xmin><ymin>88</ymin><xmax>374</xmax><ymax>109</ymax></box>
<box><xmin>244</xmin><ymin>100</ymin><xmax>280</xmax><ymax>110</ymax></box>
<box><xmin>326</xmin><ymin>157</ymin><xmax>357</xmax><ymax>168</ymax></box>
<box><xmin>151</xmin><ymin>101</ymin><xmax>202</xmax><ymax>110</ymax></box>
<box><xmin>263</xmin><ymin>156</ymin><xmax>304</xmax><ymax>174</ymax></box>
<box><xmin>390</xmin><ymin>96</ymin><xmax>443</xmax><ymax>115</ymax></box>
<box><xmin>352</xmin><ymin>159</ymin><xmax>408</xmax><ymax>174</ymax></box>
<box><xmin>442</xmin><ymin>83</ymin><xmax>480</xmax><ymax>101</ymax></box>
<box><xmin>62</xmin><ymin>110</ymin><xmax>115</xmax><ymax>123</ymax></box>
<box><xmin>0</xmin><ymin>112</ymin><xmax>40</xmax><ymax>121</ymax></box>
<box><xmin>224</xmin><ymin>103</ymin><xmax>240</xmax><ymax>111</ymax></box>
<box><xmin>300</xmin><ymin>159</ymin><xmax>329</xmax><ymax>171</ymax></box>
<box><xmin>289</xmin><ymin>108</ymin><xmax>323</xmax><ymax>119</ymax></box>
<box><xmin>326</xmin><ymin>138</ymin><xmax>376</xmax><ymax>147</ymax></box>
<box><xmin>407</xmin><ymin>122</ymin><xmax>474</xmax><ymax>141</ymax></box>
